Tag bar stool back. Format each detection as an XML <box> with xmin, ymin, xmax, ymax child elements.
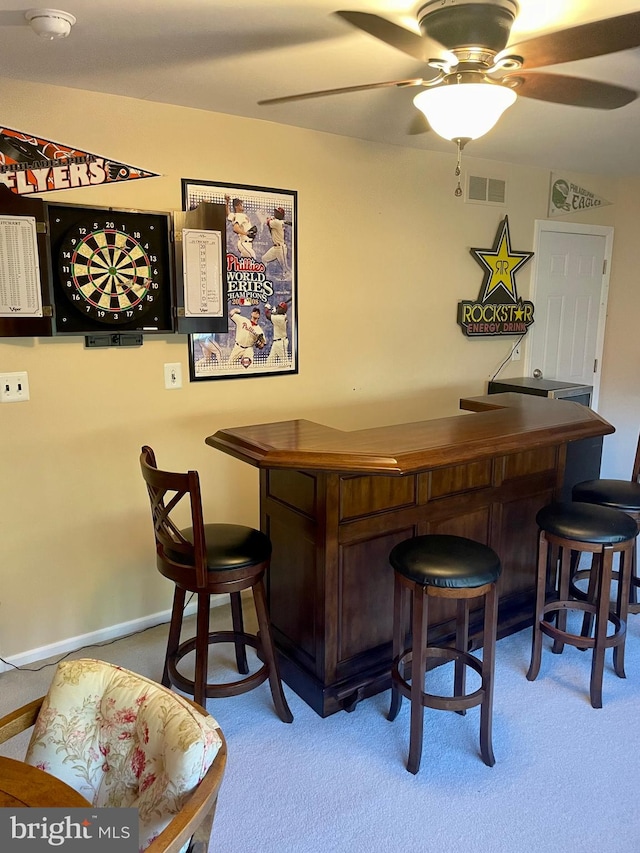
<box><xmin>387</xmin><ymin>534</ymin><xmax>502</xmax><ymax>775</ymax></box>
<box><xmin>527</xmin><ymin>501</ymin><xmax>637</xmax><ymax>708</ymax></box>
<box><xmin>139</xmin><ymin>445</ymin><xmax>293</xmax><ymax>722</ymax></box>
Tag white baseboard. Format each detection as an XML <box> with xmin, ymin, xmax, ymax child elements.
<box><xmin>0</xmin><ymin>595</ymin><xmax>231</xmax><ymax>674</ymax></box>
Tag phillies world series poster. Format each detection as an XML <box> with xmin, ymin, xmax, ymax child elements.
<box><xmin>183</xmin><ymin>179</ymin><xmax>298</xmax><ymax>381</ymax></box>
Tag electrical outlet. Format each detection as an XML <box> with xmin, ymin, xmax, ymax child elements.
<box><xmin>511</xmin><ymin>345</ymin><xmax>521</xmax><ymax>362</ymax></box>
<box><xmin>164</xmin><ymin>363</ymin><xmax>182</xmax><ymax>390</ymax></box>
<box><xmin>0</xmin><ymin>372</ymin><xmax>30</xmax><ymax>403</ymax></box>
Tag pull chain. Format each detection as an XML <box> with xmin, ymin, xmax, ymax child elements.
<box><xmin>454</xmin><ymin>138</ymin><xmax>463</xmax><ymax>197</ymax></box>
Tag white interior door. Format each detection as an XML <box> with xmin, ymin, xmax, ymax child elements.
<box><xmin>526</xmin><ymin>221</ymin><xmax>613</xmax><ymax>410</ymax></box>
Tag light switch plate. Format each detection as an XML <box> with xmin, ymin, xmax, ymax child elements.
<box><xmin>164</xmin><ymin>363</ymin><xmax>182</xmax><ymax>389</ymax></box>
<box><xmin>0</xmin><ymin>372</ymin><xmax>30</xmax><ymax>403</ymax></box>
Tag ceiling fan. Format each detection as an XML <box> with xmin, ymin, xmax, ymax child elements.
<box><xmin>258</xmin><ymin>1</ymin><xmax>640</xmax><ymax>147</ymax></box>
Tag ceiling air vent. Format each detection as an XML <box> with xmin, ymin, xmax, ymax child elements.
<box><xmin>466</xmin><ymin>175</ymin><xmax>507</xmax><ymax>206</ymax></box>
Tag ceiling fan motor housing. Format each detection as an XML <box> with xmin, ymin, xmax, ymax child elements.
<box><xmin>418</xmin><ymin>0</ymin><xmax>518</xmax><ymax>53</ymax></box>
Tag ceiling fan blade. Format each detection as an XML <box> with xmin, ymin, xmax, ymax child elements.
<box><xmin>506</xmin><ymin>72</ymin><xmax>637</xmax><ymax>110</ymax></box>
<box><xmin>258</xmin><ymin>78</ymin><xmax>424</xmax><ymax>106</ymax></box>
<box><xmin>334</xmin><ymin>11</ymin><xmax>438</xmax><ymax>62</ymax></box>
<box><xmin>506</xmin><ymin>11</ymin><xmax>640</xmax><ymax>69</ymax></box>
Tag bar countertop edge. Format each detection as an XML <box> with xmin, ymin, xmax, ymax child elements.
<box><xmin>206</xmin><ymin>393</ymin><xmax>614</xmax><ymax>475</ymax></box>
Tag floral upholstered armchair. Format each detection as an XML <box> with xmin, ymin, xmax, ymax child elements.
<box><xmin>0</xmin><ymin>658</ymin><xmax>226</xmax><ymax>853</ymax></box>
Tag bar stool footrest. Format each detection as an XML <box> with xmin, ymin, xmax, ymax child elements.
<box><xmin>540</xmin><ymin>601</ymin><xmax>625</xmax><ymax>651</ymax></box>
<box><xmin>569</xmin><ymin>567</ymin><xmax>630</xmax><ymax>602</ymax></box>
<box><xmin>393</xmin><ymin>646</ymin><xmax>485</xmax><ymax>713</ymax></box>
<box><xmin>570</xmin><ymin>568</ymin><xmax>640</xmax><ymax>614</ymax></box>
<box><xmin>167</xmin><ymin>630</ymin><xmax>269</xmax><ymax>698</ymax></box>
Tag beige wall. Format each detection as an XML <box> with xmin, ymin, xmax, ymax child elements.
<box><xmin>599</xmin><ymin>179</ymin><xmax>640</xmax><ymax>478</ymax></box>
<box><xmin>0</xmin><ymin>78</ymin><xmax>636</xmax><ymax>662</ymax></box>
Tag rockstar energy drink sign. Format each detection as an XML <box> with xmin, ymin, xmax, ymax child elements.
<box><xmin>458</xmin><ymin>216</ymin><xmax>534</xmax><ymax>337</ymax></box>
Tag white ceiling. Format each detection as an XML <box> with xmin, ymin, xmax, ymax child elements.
<box><xmin>1</xmin><ymin>1</ymin><xmax>639</xmax><ymax>177</ymax></box>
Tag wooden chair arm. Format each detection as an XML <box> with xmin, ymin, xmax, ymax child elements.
<box><xmin>145</xmin><ymin>731</ymin><xmax>227</xmax><ymax>853</ymax></box>
<box><xmin>0</xmin><ymin>697</ymin><xmax>44</xmax><ymax>745</ymax></box>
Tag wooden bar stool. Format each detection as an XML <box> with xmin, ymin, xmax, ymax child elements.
<box><xmin>527</xmin><ymin>501</ymin><xmax>637</xmax><ymax>709</ymax></box>
<box><xmin>387</xmin><ymin>534</ymin><xmax>502</xmax><ymax>775</ymax></box>
<box><xmin>139</xmin><ymin>446</ymin><xmax>293</xmax><ymax>722</ymax></box>
<box><xmin>571</xmin><ymin>432</ymin><xmax>640</xmax><ymax>611</ymax></box>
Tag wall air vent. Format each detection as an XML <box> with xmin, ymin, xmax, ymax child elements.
<box><xmin>466</xmin><ymin>175</ymin><xmax>507</xmax><ymax>206</ymax></box>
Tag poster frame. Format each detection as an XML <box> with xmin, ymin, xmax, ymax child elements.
<box><xmin>182</xmin><ymin>179</ymin><xmax>298</xmax><ymax>382</ymax></box>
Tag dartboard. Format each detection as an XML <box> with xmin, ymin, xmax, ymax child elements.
<box><xmin>48</xmin><ymin>204</ymin><xmax>174</xmax><ymax>334</ymax></box>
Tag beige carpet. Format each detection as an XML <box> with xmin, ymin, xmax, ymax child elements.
<box><xmin>1</xmin><ymin>601</ymin><xmax>640</xmax><ymax>853</ymax></box>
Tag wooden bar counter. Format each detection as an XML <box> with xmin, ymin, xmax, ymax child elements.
<box><xmin>207</xmin><ymin>393</ymin><xmax>613</xmax><ymax>717</ymax></box>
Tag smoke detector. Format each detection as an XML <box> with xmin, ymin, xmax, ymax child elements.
<box><xmin>25</xmin><ymin>8</ymin><xmax>76</xmax><ymax>40</ymax></box>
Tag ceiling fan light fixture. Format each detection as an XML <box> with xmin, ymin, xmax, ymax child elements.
<box><xmin>413</xmin><ymin>81</ymin><xmax>516</xmax><ymax>142</ymax></box>
<box><xmin>25</xmin><ymin>8</ymin><xmax>76</xmax><ymax>40</ymax></box>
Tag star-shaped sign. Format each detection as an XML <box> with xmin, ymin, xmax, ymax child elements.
<box><xmin>471</xmin><ymin>217</ymin><xmax>533</xmax><ymax>303</ymax></box>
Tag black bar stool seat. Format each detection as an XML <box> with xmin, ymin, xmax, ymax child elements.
<box><xmin>573</xmin><ymin>480</ymin><xmax>640</xmax><ymax>514</ymax></box>
<box><xmin>387</xmin><ymin>534</ymin><xmax>502</xmax><ymax>775</ymax></box>
<box><xmin>528</xmin><ymin>501</ymin><xmax>638</xmax><ymax>709</ymax></box>
<box><xmin>538</xmin><ymin>501</ymin><xmax>637</xmax><ymax>543</ymax></box>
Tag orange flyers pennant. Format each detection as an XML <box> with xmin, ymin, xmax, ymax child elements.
<box><xmin>0</xmin><ymin>126</ymin><xmax>159</xmax><ymax>196</ymax></box>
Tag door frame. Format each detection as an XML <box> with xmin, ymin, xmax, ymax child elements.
<box><xmin>525</xmin><ymin>219</ymin><xmax>614</xmax><ymax>411</ymax></box>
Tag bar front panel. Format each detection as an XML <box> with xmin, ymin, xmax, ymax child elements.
<box><xmin>262</xmin><ymin>446</ymin><xmax>560</xmax><ymax>716</ymax></box>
